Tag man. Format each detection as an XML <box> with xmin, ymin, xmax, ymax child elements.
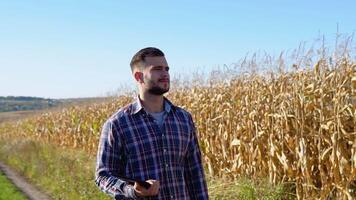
<box><xmin>95</xmin><ymin>47</ymin><xmax>209</xmax><ymax>199</ymax></box>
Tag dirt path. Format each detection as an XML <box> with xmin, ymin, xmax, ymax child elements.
<box><xmin>0</xmin><ymin>161</ymin><xmax>52</xmax><ymax>200</ymax></box>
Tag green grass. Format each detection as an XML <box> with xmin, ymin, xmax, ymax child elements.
<box><xmin>0</xmin><ymin>139</ymin><xmax>110</xmax><ymax>200</ymax></box>
<box><xmin>0</xmin><ymin>171</ymin><xmax>27</xmax><ymax>200</ymax></box>
<box><xmin>0</xmin><ymin>139</ymin><xmax>294</xmax><ymax>200</ymax></box>
<box><xmin>208</xmin><ymin>177</ymin><xmax>295</xmax><ymax>200</ymax></box>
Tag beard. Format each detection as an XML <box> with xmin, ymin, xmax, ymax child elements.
<box><xmin>148</xmin><ymin>86</ymin><xmax>169</xmax><ymax>95</ymax></box>
<box><xmin>145</xmin><ymin>76</ymin><xmax>170</xmax><ymax>95</ymax></box>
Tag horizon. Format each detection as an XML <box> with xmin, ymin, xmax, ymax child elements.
<box><xmin>1</xmin><ymin>1</ymin><xmax>355</xmax><ymax>99</ymax></box>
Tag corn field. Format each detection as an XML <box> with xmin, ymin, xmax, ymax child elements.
<box><xmin>1</xmin><ymin>52</ymin><xmax>356</xmax><ymax>198</ymax></box>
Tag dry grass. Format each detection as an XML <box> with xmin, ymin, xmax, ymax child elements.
<box><xmin>0</xmin><ymin>110</ymin><xmax>43</xmax><ymax>124</ymax></box>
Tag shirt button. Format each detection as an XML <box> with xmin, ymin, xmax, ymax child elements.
<box><xmin>171</xmin><ymin>195</ymin><xmax>174</xmax><ymax>199</ymax></box>
<box><xmin>165</xmin><ymin>164</ymin><xmax>169</xmax><ymax>168</ymax></box>
<box><xmin>164</xmin><ymin>149</ymin><xmax>167</xmax><ymax>153</ymax></box>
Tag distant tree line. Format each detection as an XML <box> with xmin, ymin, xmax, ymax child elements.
<box><xmin>0</xmin><ymin>96</ymin><xmax>62</xmax><ymax>112</ymax></box>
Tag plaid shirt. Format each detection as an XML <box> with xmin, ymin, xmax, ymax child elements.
<box><xmin>95</xmin><ymin>97</ymin><xmax>209</xmax><ymax>200</ymax></box>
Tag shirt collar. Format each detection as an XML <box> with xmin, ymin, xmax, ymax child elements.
<box><xmin>131</xmin><ymin>96</ymin><xmax>172</xmax><ymax>115</ymax></box>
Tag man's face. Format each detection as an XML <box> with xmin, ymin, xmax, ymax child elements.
<box><xmin>139</xmin><ymin>56</ymin><xmax>170</xmax><ymax>95</ymax></box>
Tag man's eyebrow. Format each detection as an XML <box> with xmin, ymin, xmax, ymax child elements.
<box><xmin>152</xmin><ymin>65</ymin><xmax>169</xmax><ymax>69</ymax></box>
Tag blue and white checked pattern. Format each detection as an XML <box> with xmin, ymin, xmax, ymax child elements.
<box><xmin>95</xmin><ymin>97</ymin><xmax>209</xmax><ymax>200</ymax></box>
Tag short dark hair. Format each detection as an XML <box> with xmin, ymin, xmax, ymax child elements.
<box><xmin>130</xmin><ymin>47</ymin><xmax>165</xmax><ymax>71</ymax></box>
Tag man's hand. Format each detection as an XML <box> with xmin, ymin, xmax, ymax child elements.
<box><xmin>134</xmin><ymin>179</ymin><xmax>160</xmax><ymax>197</ymax></box>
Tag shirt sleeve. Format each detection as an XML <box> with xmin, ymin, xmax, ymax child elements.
<box><xmin>184</xmin><ymin>114</ymin><xmax>209</xmax><ymax>200</ymax></box>
<box><xmin>95</xmin><ymin>120</ymin><xmax>138</xmax><ymax>199</ymax></box>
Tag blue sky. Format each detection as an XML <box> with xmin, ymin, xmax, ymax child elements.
<box><xmin>0</xmin><ymin>1</ymin><xmax>355</xmax><ymax>98</ymax></box>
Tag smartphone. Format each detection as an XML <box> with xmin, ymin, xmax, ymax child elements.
<box><xmin>117</xmin><ymin>175</ymin><xmax>151</xmax><ymax>189</ymax></box>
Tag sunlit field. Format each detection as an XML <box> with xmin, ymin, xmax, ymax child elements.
<box><xmin>0</xmin><ymin>39</ymin><xmax>355</xmax><ymax>199</ymax></box>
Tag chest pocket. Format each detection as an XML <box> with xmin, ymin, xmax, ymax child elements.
<box><xmin>125</xmin><ymin>133</ymin><xmax>157</xmax><ymax>156</ymax></box>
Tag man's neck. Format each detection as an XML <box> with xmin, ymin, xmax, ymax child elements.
<box><xmin>139</xmin><ymin>92</ymin><xmax>164</xmax><ymax>113</ymax></box>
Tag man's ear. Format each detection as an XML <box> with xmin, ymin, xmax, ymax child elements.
<box><xmin>134</xmin><ymin>71</ymin><xmax>144</xmax><ymax>83</ymax></box>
